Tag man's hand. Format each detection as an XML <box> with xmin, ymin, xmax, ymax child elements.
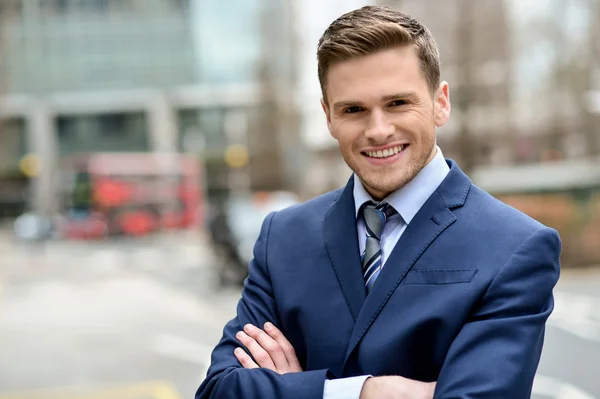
<box><xmin>234</xmin><ymin>322</ymin><xmax>303</xmax><ymax>374</ymax></box>
<box><xmin>360</xmin><ymin>376</ymin><xmax>436</xmax><ymax>399</ymax></box>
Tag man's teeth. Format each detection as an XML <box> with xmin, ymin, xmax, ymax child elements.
<box><xmin>366</xmin><ymin>145</ymin><xmax>405</xmax><ymax>158</ymax></box>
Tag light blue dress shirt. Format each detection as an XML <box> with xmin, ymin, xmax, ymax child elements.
<box><xmin>323</xmin><ymin>147</ymin><xmax>450</xmax><ymax>399</ymax></box>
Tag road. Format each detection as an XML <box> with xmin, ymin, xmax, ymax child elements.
<box><xmin>0</xmin><ymin>231</ymin><xmax>238</xmax><ymax>399</ymax></box>
<box><xmin>535</xmin><ymin>268</ymin><xmax>600</xmax><ymax>399</ymax></box>
<box><xmin>0</xmin><ymin>232</ymin><xmax>598</xmax><ymax>399</ymax></box>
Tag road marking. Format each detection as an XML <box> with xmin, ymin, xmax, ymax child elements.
<box><xmin>0</xmin><ymin>380</ymin><xmax>181</xmax><ymax>399</ymax></box>
<box><xmin>549</xmin><ymin>292</ymin><xmax>600</xmax><ymax>343</ymax></box>
<box><xmin>534</xmin><ymin>374</ymin><xmax>597</xmax><ymax>399</ymax></box>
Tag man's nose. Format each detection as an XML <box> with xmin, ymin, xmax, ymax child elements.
<box><xmin>365</xmin><ymin>109</ymin><xmax>394</xmax><ymax>140</ymax></box>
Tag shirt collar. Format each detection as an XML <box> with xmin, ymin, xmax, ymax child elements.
<box><xmin>353</xmin><ymin>146</ymin><xmax>450</xmax><ymax>224</ymax></box>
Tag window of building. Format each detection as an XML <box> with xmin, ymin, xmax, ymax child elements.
<box><xmin>190</xmin><ymin>0</ymin><xmax>262</xmax><ymax>84</ymax></box>
<box><xmin>39</xmin><ymin>0</ymin><xmax>109</xmax><ymax>15</ymax></box>
<box><xmin>0</xmin><ymin>118</ymin><xmax>27</xmax><ymax>175</ymax></box>
<box><xmin>56</xmin><ymin>112</ymin><xmax>149</xmax><ymax>156</ymax></box>
<box><xmin>0</xmin><ymin>0</ymin><xmax>23</xmax><ymax>20</ymax></box>
<box><xmin>179</xmin><ymin>108</ymin><xmax>227</xmax><ymax>157</ymax></box>
<box><xmin>38</xmin><ymin>0</ymin><xmax>187</xmax><ymax>15</ymax></box>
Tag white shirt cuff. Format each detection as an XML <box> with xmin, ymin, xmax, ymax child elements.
<box><xmin>323</xmin><ymin>375</ymin><xmax>372</xmax><ymax>399</ymax></box>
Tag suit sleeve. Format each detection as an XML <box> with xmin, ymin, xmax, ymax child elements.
<box><xmin>433</xmin><ymin>227</ymin><xmax>561</xmax><ymax>399</ymax></box>
<box><xmin>195</xmin><ymin>212</ymin><xmax>330</xmax><ymax>399</ymax></box>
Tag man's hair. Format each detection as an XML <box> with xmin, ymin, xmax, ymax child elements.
<box><xmin>317</xmin><ymin>5</ymin><xmax>441</xmax><ymax>104</ymax></box>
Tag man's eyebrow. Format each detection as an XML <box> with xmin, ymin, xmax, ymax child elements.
<box><xmin>332</xmin><ymin>100</ymin><xmax>364</xmax><ymax>110</ymax></box>
<box><xmin>380</xmin><ymin>92</ymin><xmax>418</xmax><ymax>102</ymax></box>
<box><xmin>332</xmin><ymin>92</ymin><xmax>419</xmax><ymax>110</ymax></box>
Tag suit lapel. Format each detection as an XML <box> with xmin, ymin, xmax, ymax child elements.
<box><xmin>343</xmin><ymin>160</ymin><xmax>472</xmax><ymax>364</ymax></box>
<box><xmin>324</xmin><ymin>177</ymin><xmax>366</xmax><ymax>321</ymax></box>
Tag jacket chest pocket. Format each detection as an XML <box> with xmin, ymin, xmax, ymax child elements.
<box><xmin>403</xmin><ymin>269</ymin><xmax>477</xmax><ymax>285</ymax></box>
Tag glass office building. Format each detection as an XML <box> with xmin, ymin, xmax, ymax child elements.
<box><xmin>0</xmin><ymin>0</ymin><xmax>293</xmax><ymax>217</ymax></box>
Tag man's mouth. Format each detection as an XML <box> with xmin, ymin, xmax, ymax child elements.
<box><xmin>362</xmin><ymin>144</ymin><xmax>407</xmax><ymax>159</ymax></box>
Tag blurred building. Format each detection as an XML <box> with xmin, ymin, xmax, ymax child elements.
<box><xmin>2</xmin><ymin>0</ymin><xmax>599</xmax><ymax>219</ymax></box>
<box><xmin>0</xmin><ymin>0</ymin><xmax>299</xmax><ymax>218</ymax></box>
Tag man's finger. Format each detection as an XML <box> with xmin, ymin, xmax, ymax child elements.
<box><xmin>234</xmin><ymin>347</ymin><xmax>259</xmax><ymax>369</ymax></box>
<box><xmin>236</xmin><ymin>330</ymin><xmax>276</xmax><ymax>370</ymax></box>
<box><xmin>264</xmin><ymin>322</ymin><xmax>302</xmax><ymax>372</ymax></box>
<box><xmin>243</xmin><ymin>324</ymin><xmax>290</xmax><ymax>372</ymax></box>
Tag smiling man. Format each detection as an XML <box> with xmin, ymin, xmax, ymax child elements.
<box><xmin>195</xmin><ymin>6</ymin><xmax>561</xmax><ymax>399</ymax></box>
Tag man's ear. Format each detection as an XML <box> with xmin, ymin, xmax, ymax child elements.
<box><xmin>321</xmin><ymin>98</ymin><xmax>336</xmax><ymax>139</ymax></box>
<box><xmin>434</xmin><ymin>81</ymin><xmax>451</xmax><ymax>128</ymax></box>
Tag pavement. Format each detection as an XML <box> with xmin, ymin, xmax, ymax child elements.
<box><xmin>0</xmin><ymin>231</ymin><xmax>598</xmax><ymax>399</ymax></box>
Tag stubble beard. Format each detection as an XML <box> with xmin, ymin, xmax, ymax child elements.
<box><xmin>344</xmin><ymin>138</ymin><xmax>436</xmax><ymax>199</ymax></box>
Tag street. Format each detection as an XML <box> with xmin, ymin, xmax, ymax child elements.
<box><xmin>0</xmin><ymin>231</ymin><xmax>237</xmax><ymax>399</ymax></box>
<box><xmin>0</xmin><ymin>232</ymin><xmax>598</xmax><ymax>399</ymax></box>
<box><xmin>536</xmin><ymin>269</ymin><xmax>600</xmax><ymax>399</ymax></box>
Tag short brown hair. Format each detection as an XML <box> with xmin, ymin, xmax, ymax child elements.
<box><xmin>317</xmin><ymin>5</ymin><xmax>441</xmax><ymax>104</ymax></box>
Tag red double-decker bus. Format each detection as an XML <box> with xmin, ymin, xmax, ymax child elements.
<box><xmin>57</xmin><ymin>152</ymin><xmax>204</xmax><ymax>239</ymax></box>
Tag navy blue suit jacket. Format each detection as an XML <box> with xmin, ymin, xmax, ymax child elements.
<box><xmin>196</xmin><ymin>160</ymin><xmax>561</xmax><ymax>398</ymax></box>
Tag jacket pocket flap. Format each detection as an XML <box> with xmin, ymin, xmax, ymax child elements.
<box><xmin>404</xmin><ymin>269</ymin><xmax>478</xmax><ymax>285</ymax></box>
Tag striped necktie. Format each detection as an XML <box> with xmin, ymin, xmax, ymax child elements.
<box><xmin>361</xmin><ymin>201</ymin><xmax>397</xmax><ymax>293</ymax></box>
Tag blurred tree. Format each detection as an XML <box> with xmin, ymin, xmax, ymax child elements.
<box><xmin>539</xmin><ymin>0</ymin><xmax>600</xmax><ymax>160</ymax></box>
<box><xmin>582</xmin><ymin>0</ymin><xmax>600</xmax><ymax>156</ymax></box>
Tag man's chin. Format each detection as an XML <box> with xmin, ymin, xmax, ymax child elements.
<box><xmin>365</xmin><ymin>170</ymin><xmax>418</xmax><ymax>192</ymax></box>
<box><xmin>357</xmin><ymin>176</ymin><xmax>398</xmax><ymax>198</ymax></box>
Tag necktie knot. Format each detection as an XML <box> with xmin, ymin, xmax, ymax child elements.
<box><xmin>361</xmin><ymin>201</ymin><xmax>396</xmax><ymax>240</ymax></box>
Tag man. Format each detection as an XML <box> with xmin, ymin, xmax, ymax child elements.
<box><xmin>196</xmin><ymin>5</ymin><xmax>561</xmax><ymax>399</ymax></box>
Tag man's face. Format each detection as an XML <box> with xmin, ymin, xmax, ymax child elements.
<box><xmin>321</xmin><ymin>46</ymin><xmax>451</xmax><ymax>200</ymax></box>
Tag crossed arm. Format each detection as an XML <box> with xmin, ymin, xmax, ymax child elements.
<box><xmin>233</xmin><ymin>321</ymin><xmax>436</xmax><ymax>399</ymax></box>
<box><xmin>195</xmin><ymin>213</ymin><xmax>561</xmax><ymax>399</ymax></box>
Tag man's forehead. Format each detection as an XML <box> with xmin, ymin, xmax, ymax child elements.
<box><xmin>325</xmin><ymin>48</ymin><xmax>424</xmax><ymax>96</ymax></box>
<box><xmin>330</xmin><ymin>46</ymin><xmax>418</xmax><ymax>71</ymax></box>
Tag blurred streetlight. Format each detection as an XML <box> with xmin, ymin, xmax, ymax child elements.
<box><xmin>224</xmin><ymin>144</ymin><xmax>249</xmax><ymax>169</ymax></box>
<box><xmin>19</xmin><ymin>153</ymin><xmax>41</xmax><ymax>178</ymax></box>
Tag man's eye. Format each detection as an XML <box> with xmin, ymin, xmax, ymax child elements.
<box><xmin>344</xmin><ymin>106</ymin><xmax>363</xmax><ymax>114</ymax></box>
<box><xmin>389</xmin><ymin>100</ymin><xmax>407</xmax><ymax>107</ymax></box>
